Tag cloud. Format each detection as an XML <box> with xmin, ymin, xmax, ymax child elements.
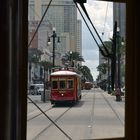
<box><xmin>82</xmin><ymin>59</ymin><xmax>99</xmax><ymax>80</ymax></box>
<box><xmin>84</xmin><ymin>1</ymin><xmax>113</xmax><ymax>39</ymax></box>
<box><xmin>78</xmin><ymin>1</ymin><xmax>113</xmax><ymax>80</ymax></box>
<box><xmin>82</xmin><ymin>49</ymin><xmax>98</xmax><ymax>60</ymax></box>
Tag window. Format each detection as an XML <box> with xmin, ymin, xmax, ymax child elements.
<box><xmin>59</xmin><ymin>78</ymin><xmax>66</xmax><ymax>89</ymax></box>
<box><xmin>2</xmin><ymin>0</ymin><xmax>140</xmax><ymax>140</ymax></box>
<box><xmin>67</xmin><ymin>79</ymin><xmax>74</xmax><ymax>89</ymax></box>
<box><xmin>52</xmin><ymin>78</ymin><xmax>58</xmax><ymax>89</ymax></box>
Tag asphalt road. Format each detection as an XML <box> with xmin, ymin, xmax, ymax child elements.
<box><xmin>27</xmin><ymin>88</ymin><xmax>125</xmax><ymax>140</ymax></box>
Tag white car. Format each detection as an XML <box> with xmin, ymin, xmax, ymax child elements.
<box><xmin>36</xmin><ymin>84</ymin><xmax>44</xmax><ymax>95</ymax></box>
<box><xmin>28</xmin><ymin>84</ymin><xmax>44</xmax><ymax>95</ymax></box>
<box><xmin>28</xmin><ymin>84</ymin><xmax>38</xmax><ymax>95</ymax></box>
<box><xmin>121</xmin><ymin>86</ymin><xmax>125</xmax><ymax>96</ymax></box>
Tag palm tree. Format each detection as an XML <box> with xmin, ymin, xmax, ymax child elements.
<box><xmin>79</xmin><ymin>65</ymin><xmax>93</xmax><ymax>82</ymax></box>
<box><xmin>96</xmin><ymin>63</ymin><xmax>108</xmax><ymax>75</ymax></box>
<box><xmin>39</xmin><ymin>61</ymin><xmax>53</xmax><ymax>71</ymax></box>
<box><xmin>61</xmin><ymin>51</ymin><xmax>84</xmax><ymax>67</ymax></box>
<box><xmin>28</xmin><ymin>48</ymin><xmax>43</xmax><ymax>63</ymax></box>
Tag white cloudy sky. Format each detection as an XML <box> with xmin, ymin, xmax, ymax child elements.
<box><xmin>77</xmin><ymin>0</ymin><xmax>113</xmax><ymax>80</ymax></box>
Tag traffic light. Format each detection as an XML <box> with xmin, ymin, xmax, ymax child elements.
<box><xmin>73</xmin><ymin>0</ymin><xmax>87</xmax><ymax>3</ymax></box>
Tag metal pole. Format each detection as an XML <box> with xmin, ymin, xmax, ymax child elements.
<box><xmin>117</xmin><ymin>35</ymin><xmax>121</xmax><ymax>90</ymax></box>
<box><xmin>52</xmin><ymin>34</ymin><xmax>55</xmax><ymax>67</ymax></box>
<box><xmin>107</xmin><ymin>58</ymin><xmax>111</xmax><ymax>94</ymax></box>
<box><xmin>116</xmin><ymin>27</ymin><xmax>122</xmax><ymax>101</ymax></box>
<box><xmin>111</xmin><ymin>21</ymin><xmax>117</xmax><ymax>92</ymax></box>
<box><xmin>43</xmin><ymin>66</ymin><xmax>46</xmax><ymax>102</ymax></box>
<box><xmin>52</xmin><ymin>30</ymin><xmax>56</xmax><ymax>67</ymax></box>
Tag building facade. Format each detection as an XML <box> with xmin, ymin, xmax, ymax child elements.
<box><xmin>113</xmin><ymin>2</ymin><xmax>126</xmax><ymax>87</ymax></box>
<box><xmin>28</xmin><ymin>0</ymin><xmax>82</xmax><ymax>65</ymax></box>
<box><xmin>28</xmin><ymin>0</ymin><xmax>82</xmax><ymax>84</ymax></box>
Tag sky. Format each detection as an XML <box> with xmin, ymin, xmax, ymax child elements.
<box><xmin>77</xmin><ymin>0</ymin><xmax>113</xmax><ymax>80</ymax></box>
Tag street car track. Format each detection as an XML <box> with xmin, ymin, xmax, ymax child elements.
<box><xmin>27</xmin><ymin>106</ymin><xmax>53</xmax><ymax>121</ymax></box>
<box><xmin>101</xmin><ymin>92</ymin><xmax>125</xmax><ymax>126</ymax></box>
<box><xmin>32</xmin><ymin>104</ymin><xmax>74</xmax><ymax>140</ymax></box>
<box><xmin>27</xmin><ymin>92</ymin><xmax>87</xmax><ymax>122</ymax></box>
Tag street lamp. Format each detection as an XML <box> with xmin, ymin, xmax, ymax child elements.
<box><xmin>115</xmin><ymin>27</ymin><xmax>122</xmax><ymax>101</ymax></box>
<box><xmin>117</xmin><ymin>27</ymin><xmax>121</xmax><ymax>89</ymax></box>
<box><xmin>48</xmin><ymin>27</ymin><xmax>60</xmax><ymax>67</ymax></box>
<box><xmin>69</xmin><ymin>51</ymin><xmax>73</xmax><ymax>67</ymax></box>
<box><xmin>107</xmin><ymin>58</ymin><xmax>111</xmax><ymax>94</ymax></box>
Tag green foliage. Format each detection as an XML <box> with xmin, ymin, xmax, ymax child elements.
<box><xmin>79</xmin><ymin>65</ymin><xmax>93</xmax><ymax>82</ymax></box>
<box><xmin>39</xmin><ymin>61</ymin><xmax>53</xmax><ymax>70</ymax></box>
<box><xmin>28</xmin><ymin>48</ymin><xmax>43</xmax><ymax>63</ymax></box>
<box><xmin>96</xmin><ymin>63</ymin><xmax>108</xmax><ymax>74</ymax></box>
<box><xmin>62</xmin><ymin>51</ymin><xmax>84</xmax><ymax>62</ymax></box>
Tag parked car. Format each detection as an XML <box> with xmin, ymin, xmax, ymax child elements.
<box><xmin>28</xmin><ymin>84</ymin><xmax>38</xmax><ymax>95</ymax></box>
<box><xmin>28</xmin><ymin>84</ymin><xmax>44</xmax><ymax>95</ymax></box>
<box><xmin>36</xmin><ymin>84</ymin><xmax>44</xmax><ymax>95</ymax></box>
<box><xmin>121</xmin><ymin>86</ymin><xmax>125</xmax><ymax>96</ymax></box>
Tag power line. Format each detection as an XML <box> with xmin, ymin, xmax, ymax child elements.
<box><xmin>28</xmin><ymin>0</ymin><xmax>53</xmax><ymax>48</ymax></box>
<box><xmin>74</xmin><ymin>2</ymin><xmax>111</xmax><ymax>58</ymax></box>
<box><xmin>102</xmin><ymin>2</ymin><xmax>109</xmax><ymax>40</ymax></box>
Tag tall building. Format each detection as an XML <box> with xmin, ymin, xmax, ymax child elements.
<box><xmin>28</xmin><ymin>20</ymin><xmax>52</xmax><ymax>61</ymax></box>
<box><xmin>113</xmin><ymin>3</ymin><xmax>126</xmax><ymax>38</ymax></box>
<box><xmin>113</xmin><ymin>2</ymin><xmax>126</xmax><ymax>86</ymax></box>
<box><xmin>41</xmin><ymin>0</ymin><xmax>79</xmax><ymax>53</ymax></box>
<box><xmin>28</xmin><ymin>0</ymin><xmax>82</xmax><ymax>66</ymax></box>
<box><xmin>77</xmin><ymin>20</ymin><xmax>82</xmax><ymax>55</ymax></box>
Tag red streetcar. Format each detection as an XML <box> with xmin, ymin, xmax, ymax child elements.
<box><xmin>84</xmin><ymin>81</ymin><xmax>93</xmax><ymax>90</ymax></box>
<box><xmin>50</xmin><ymin>68</ymin><xmax>82</xmax><ymax>105</ymax></box>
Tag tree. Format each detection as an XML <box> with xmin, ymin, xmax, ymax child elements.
<box><xmin>28</xmin><ymin>48</ymin><xmax>43</xmax><ymax>63</ymax></box>
<box><xmin>39</xmin><ymin>61</ymin><xmax>53</xmax><ymax>71</ymax></box>
<box><xmin>96</xmin><ymin>63</ymin><xmax>108</xmax><ymax>75</ymax></box>
<box><xmin>61</xmin><ymin>51</ymin><xmax>84</xmax><ymax>67</ymax></box>
<box><xmin>79</xmin><ymin>65</ymin><xmax>93</xmax><ymax>82</ymax></box>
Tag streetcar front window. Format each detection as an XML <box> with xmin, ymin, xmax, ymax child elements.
<box><xmin>67</xmin><ymin>80</ymin><xmax>74</xmax><ymax>89</ymax></box>
<box><xmin>59</xmin><ymin>80</ymin><xmax>66</xmax><ymax>89</ymax></box>
<box><xmin>52</xmin><ymin>81</ymin><xmax>58</xmax><ymax>89</ymax></box>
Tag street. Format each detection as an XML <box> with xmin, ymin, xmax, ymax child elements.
<box><xmin>27</xmin><ymin>88</ymin><xmax>125</xmax><ymax>140</ymax></box>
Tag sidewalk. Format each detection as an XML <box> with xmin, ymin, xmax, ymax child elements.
<box><xmin>100</xmin><ymin>88</ymin><xmax>125</xmax><ymax>102</ymax></box>
<box><xmin>98</xmin><ymin>89</ymin><xmax>125</xmax><ymax>125</ymax></box>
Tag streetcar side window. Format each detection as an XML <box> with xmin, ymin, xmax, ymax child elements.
<box><xmin>67</xmin><ymin>79</ymin><xmax>74</xmax><ymax>89</ymax></box>
<box><xmin>59</xmin><ymin>78</ymin><xmax>66</xmax><ymax>89</ymax></box>
<box><xmin>52</xmin><ymin>78</ymin><xmax>58</xmax><ymax>89</ymax></box>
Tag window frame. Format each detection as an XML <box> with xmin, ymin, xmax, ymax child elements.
<box><xmin>51</xmin><ymin>78</ymin><xmax>58</xmax><ymax>90</ymax></box>
<box><xmin>59</xmin><ymin>78</ymin><xmax>67</xmax><ymax>90</ymax></box>
<box><xmin>1</xmin><ymin>0</ymin><xmax>139</xmax><ymax>140</ymax></box>
<box><xmin>67</xmin><ymin>78</ymin><xmax>74</xmax><ymax>89</ymax></box>
<box><xmin>26</xmin><ymin>0</ymin><xmax>138</xmax><ymax>139</ymax></box>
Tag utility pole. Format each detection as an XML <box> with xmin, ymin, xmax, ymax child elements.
<box><xmin>107</xmin><ymin>58</ymin><xmax>111</xmax><ymax>94</ymax></box>
<box><xmin>48</xmin><ymin>27</ymin><xmax>60</xmax><ymax>67</ymax></box>
<box><xmin>52</xmin><ymin>29</ymin><xmax>56</xmax><ymax>67</ymax></box>
<box><xmin>115</xmin><ymin>23</ymin><xmax>122</xmax><ymax>101</ymax></box>
<box><xmin>43</xmin><ymin>66</ymin><xmax>46</xmax><ymax>102</ymax></box>
<box><xmin>111</xmin><ymin>21</ymin><xmax>117</xmax><ymax>92</ymax></box>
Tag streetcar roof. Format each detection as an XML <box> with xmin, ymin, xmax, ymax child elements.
<box><xmin>50</xmin><ymin>70</ymin><xmax>79</xmax><ymax>76</ymax></box>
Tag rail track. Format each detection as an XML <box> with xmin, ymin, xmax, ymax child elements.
<box><xmin>27</xmin><ymin>89</ymin><xmax>125</xmax><ymax>140</ymax></box>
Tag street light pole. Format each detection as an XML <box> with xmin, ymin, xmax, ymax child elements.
<box><xmin>116</xmin><ymin>26</ymin><xmax>122</xmax><ymax>101</ymax></box>
<box><xmin>117</xmin><ymin>29</ymin><xmax>121</xmax><ymax>89</ymax></box>
<box><xmin>48</xmin><ymin>27</ymin><xmax>60</xmax><ymax>67</ymax></box>
<box><xmin>52</xmin><ymin>29</ymin><xmax>56</xmax><ymax>67</ymax></box>
<box><xmin>69</xmin><ymin>51</ymin><xmax>72</xmax><ymax>67</ymax></box>
<box><xmin>107</xmin><ymin>58</ymin><xmax>111</xmax><ymax>94</ymax></box>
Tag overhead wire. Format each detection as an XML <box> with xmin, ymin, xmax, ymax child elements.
<box><xmin>29</xmin><ymin>5</ymin><xmax>53</xmax><ymax>57</ymax></box>
<box><xmin>102</xmin><ymin>2</ymin><xmax>109</xmax><ymax>40</ymax></box>
<box><xmin>28</xmin><ymin>97</ymin><xmax>72</xmax><ymax>140</ymax></box>
<box><xmin>74</xmin><ymin>1</ymin><xmax>111</xmax><ymax>58</ymax></box>
<box><xmin>28</xmin><ymin>0</ymin><xmax>53</xmax><ymax>48</ymax></box>
<box><xmin>28</xmin><ymin>1</ymin><xmax>72</xmax><ymax>139</ymax></box>
<box><xmin>75</xmin><ymin>3</ymin><xmax>108</xmax><ymax>57</ymax></box>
